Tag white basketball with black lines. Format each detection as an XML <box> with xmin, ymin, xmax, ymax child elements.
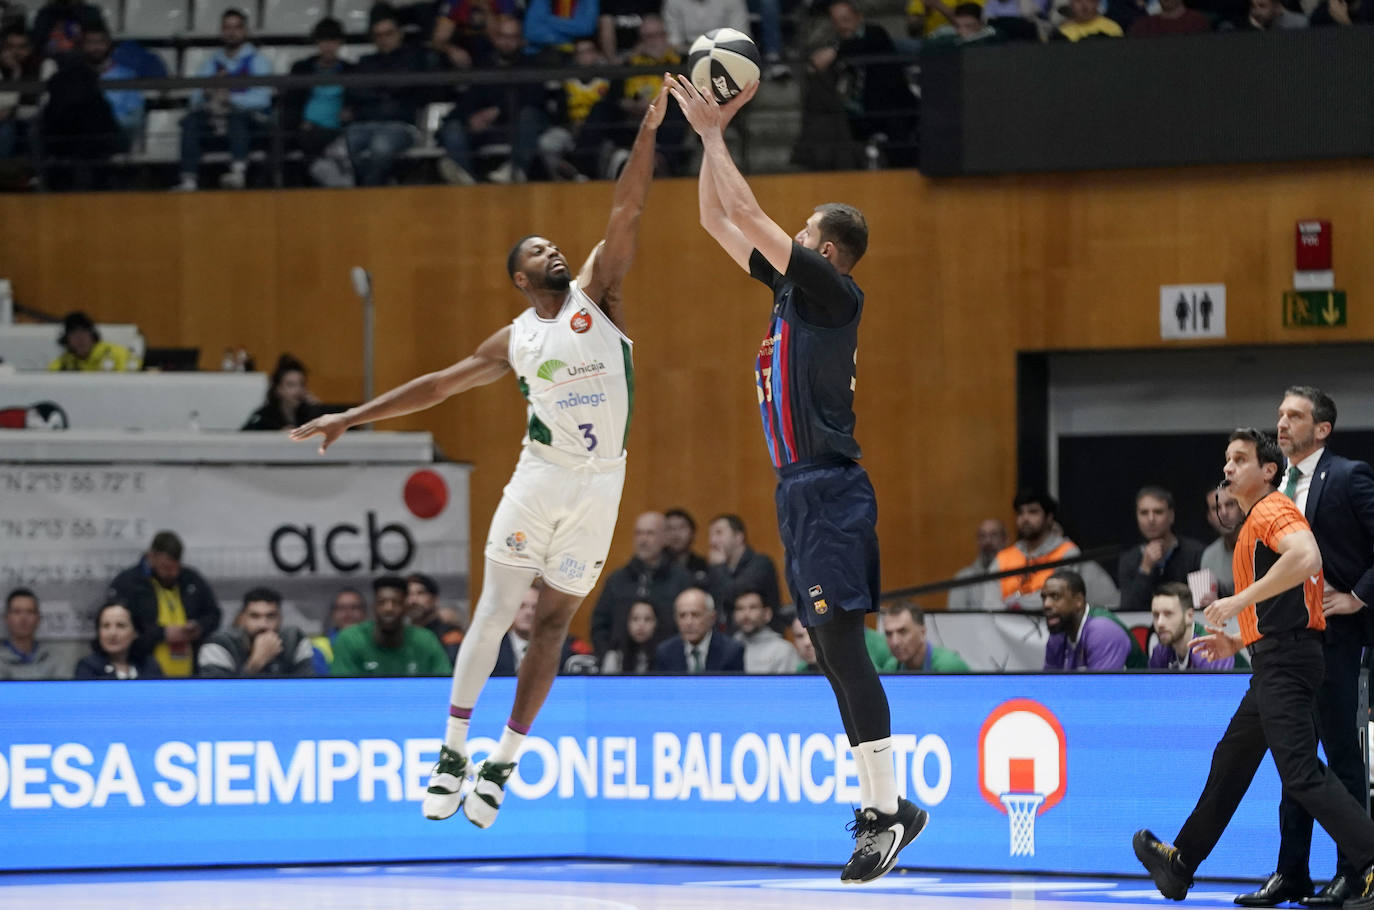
<box><xmin>687</xmin><ymin>28</ymin><xmax>762</xmax><ymax>103</ymax></box>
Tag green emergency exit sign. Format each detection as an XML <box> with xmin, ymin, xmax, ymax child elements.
<box><xmin>1283</xmin><ymin>290</ymin><xmax>1347</xmax><ymax>327</ymax></box>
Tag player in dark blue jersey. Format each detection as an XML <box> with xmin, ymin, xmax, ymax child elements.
<box><xmin>668</xmin><ymin>74</ymin><xmax>927</xmax><ymax>884</ymax></box>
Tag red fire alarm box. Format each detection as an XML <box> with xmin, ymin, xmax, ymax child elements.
<box><xmin>1296</xmin><ymin>220</ymin><xmax>1332</xmax><ymax>271</ymax></box>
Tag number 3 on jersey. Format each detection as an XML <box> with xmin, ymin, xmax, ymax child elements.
<box><xmin>579</xmin><ymin>423</ymin><xmax>598</xmax><ymax>451</ymax></box>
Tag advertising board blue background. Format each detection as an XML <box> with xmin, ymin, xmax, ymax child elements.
<box><xmin>0</xmin><ymin>675</ymin><xmax>1338</xmax><ymax>876</ymax></box>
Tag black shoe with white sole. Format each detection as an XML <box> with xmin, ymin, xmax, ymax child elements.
<box><xmin>840</xmin><ymin>797</ymin><xmax>928</xmax><ymax>884</ymax></box>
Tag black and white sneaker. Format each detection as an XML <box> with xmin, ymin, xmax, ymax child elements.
<box><xmin>840</xmin><ymin>797</ymin><xmax>928</xmax><ymax>884</ymax></box>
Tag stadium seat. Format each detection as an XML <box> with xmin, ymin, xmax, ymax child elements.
<box><xmin>262</xmin><ymin>0</ymin><xmax>326</xmax><ymax>35</ymax></box>
<box><xmin>138</xmin><ymin>108</ymin><xmax>183</xmax><ymax>162</ymax></box>
<box><xmin>265</xmin><ymin>44</ymin><xmax>317</xmax><ymax>70</ymax></box>
<box><xmin>180</xmin><ymin>44</ymin><xmax>217</xmax><ymax>76</ymax></box>
<box><xmin>123</xmin><ymin>0</ymin><xmax>189</xmax><ymax>36</ymax></box>
<box><xmin>332</xmin><ymin>0</ymin><xmax>373</xmax><ymax>35</ymax></box>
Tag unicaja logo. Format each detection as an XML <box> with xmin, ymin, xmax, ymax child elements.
<box><xmin>977</xmin><ymin>699</ymin><xmax>1067</xmax><ymax>857</ymax></box>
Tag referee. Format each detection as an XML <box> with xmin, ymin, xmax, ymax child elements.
<box><xmin>1134</xmin><ymin>429</ymin><xmax>1374</xmax><ymax>908</ymax></box>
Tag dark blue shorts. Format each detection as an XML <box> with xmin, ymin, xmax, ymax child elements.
<box><xmin>774</xmin><ymin>458</ymin><xmax>881</xmax><ymax>628</ymax></box>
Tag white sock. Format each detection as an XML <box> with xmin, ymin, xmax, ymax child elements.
<box><xmin>489</xmin><ymin>723</ymin><xmax>527</xmax><ymax>765</ymax></box>
<box><xmin>857</xmin><ymin>737</ymin><xmax>898</xmax><ymax>815</ymax></box>
<box><xmin>444</xmin><ymin>560</ymin><xmax>538</xmax><ymax>749</ymax></box>
<box><xmin>852</xmin><ymin>743</ymin><xmax>873</xmax><ymax>807</ymax></box>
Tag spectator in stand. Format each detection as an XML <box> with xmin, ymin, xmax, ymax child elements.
<box><xmin>597</xmin><ymin>0</ymin><xmax>661</xmax><ymax>58</ymax></box>
<box><xmin>0</xmin><ymin>26</ymin><xmax>41</xmax><ymax>160</ymax></box>
<box><xmin>1240</xmin><ymin>0</ymin><xmax>1308</xmax><ymax>27</ymax></box>
<box><xmin>882</xmin><ymin>601</ymin><xmax>969</xmax><ymax>672</ymax></box>
<box><xmin>81</xmin><ymin>22</ymin><xmax>142</xmax><ymax>150</ymax></box>
<box><xmin>345</xmin><ymin>6</ymin><xmax>431</xmax><ymax>187</ymax></box>
<box><xmin>1042</xmin><ymin>569</ymin><xmax>1136</xmax><ymax>670</ymax></box>
<box><xmin>523</xmin><ymin>0</ymin><xmax>599</xmax><ymax>60</ymax></box>
<box><xmin>436</xmin><ymin>14</ymin><xmax>546</xmax><ymax>185</ymax></box>
<box><xmin>1128</xmin><ymin>0</ymin><xmax>1210</xmax><ymax>34</ymax></box>
<box><xmin>1150</xmin><ymin>582</ymin><xmax>1235</xmax><ymax>671</ymax></box>
<box><xmin>1051</xmin><ymin>0</ymin><xmax>1124</xmax><ymax>39</ymax></box>
<box><xmin>992</xmin><ymin>489</ymin><xmax>1119</xmax><ymax>610</ymax></box>
<box><xmin>572</xmin><ymin>16</ymin><xmax>684</xmax><ymax>178</ymax></box>
<box><xmin>818</xmin><ymin>0</ymin><xmax>920</xmax><ymax>166</ymax></box>
<box><xmin>601</xmin><ymin>599</ymin><xmax>662</xmax><ymax>673</ymax></box>
<box><xmin>1308</xmin><ymin>0</ymin><xmax>1371</xmax><ymax>25</ymax></box>
<box><xmin>198</xmin><ymin>587</ymin><xmax>316</xmax><ymax>677</ymax></box>
<box><xmin>706</xmin><ymin>513</ymin><xmax>781</xmax><ymax>627</ymax></box>
<box><xmin>791</xmin><ymin>615</ymin><xmax>819</xmax><ymax>672</ymax></box>
<box><xmin>1117</xmin><ymin>486</ymin><xmax>1206</xmax><ymax>614</ymax></box>
<box><xmin>908</xmin><ymin>0</ymin><xmax>985</xmax><ymax>39</ymax></box>
<box><xmin>311</xmin><ymin>586</ymin><xmax>367</xmax><ymax>673</ymax></box>
<box><xmin>407</xmin><ymin>571</ymin><xmax>463</xmax><ymax>661</ymax></box>
<box><xmin>49</xmin><ymin>310</ymin><xmax>137</xmax><ymax>371</ymax></box>
<box><xmin>282</xmin><ymin>18</ymin><xmax>354</xmax><ymax>188</ymax></box>
<box><xmin>331</xmin><ymin>575</ymin><xmax>452</xmax><ymax>676</ymax></box>
<box><xmin>590</xmin><ymin>510</ymin><xmax>692</xmax><ymax>655</ymax></box>
<box><xmin>1200</xmin><ymin>487</ymin><xmax>1241</xmax><ymax>599</ymax></box>
<box><xmin>664</xmin><ymin>507</ymin><xmax>710</xmax><ymax>584</ymax></box>
<box><xmin>656</xmin><ymin>587</ymin><xmax>745</xmax><ymax>672</ymax></box>
<box><xmin>732</xmin><ymin>588</ymin><xmax>795</xmax><ymax>673</ymax></box>
<box><xmin>74</xmin><ymin>600</ymin><xmax>163</xmax><ymax>679</ymax></box>
<box><xmin>947</xmin><ymin>518</ymin><xmax>1008</xmax><ymax>611</ymax></box>
<box><xmin>663</xmin><ymin>0</ymin><xmax>747</xmax><ymax>52</ymax></box>
<box><xmin>977</xmin><ymin>0</ymin><xmax>1048</xmax><ymax>39</ymax></box>
<box><xmin>108</xmin><ymin>531</ymin><xmax>222</xmax><ymax>677</ymax></box>
<box><xmin>432</xmin><ymin>0</ymin><xmax>519</xmax><ymax>67</ymax></box>
<box><xmin>537</xmin><ymin>38</ymin><xmax>612</xmax><ymax>181</ymax></box>
<box><xmin>0</xmin><ymin>587</ymin><xmax>66</xmax><ymax>680</ymax></box>
<box><xmin>493</xmin><ymin>584</ymin><xmax>593</xmax><ymax>674</ymax></box>
<box><xmin>242</xmin><ymin>354</ymin><xmax>324</xmax><ymax>431</ymax></box>
<box><xmin>175</xmin><ymin>8</ymin><xmax>273</xmax><ymax>191</ymax></box>
<box><xmin>29</xmin><ymin>0</ymin><xmax>103</xmax><ymax>63</ymax></box>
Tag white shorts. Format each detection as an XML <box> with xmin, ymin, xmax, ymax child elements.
<box><xmin>483</xmin><ymin>444</ymin><xmax>626</xmax><ymax>596</ymax></box>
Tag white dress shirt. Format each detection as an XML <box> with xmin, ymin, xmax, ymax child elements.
<box><xmin>1288</xmin><ymin>447</ymin><xmax>1325</xmax><ymax>515</ymax></box>
<box><xmin>683</xmin><ymin>631</ymin><xmax>712</xmax><ymax>672</ymax></box>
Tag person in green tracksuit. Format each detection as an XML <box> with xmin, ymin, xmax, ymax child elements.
<box><xmin>880</xmin><ymin>601</ymin><xmax>969</xmax><ymax>673</ymax></box>
<box><xmin>331</xmin><ymin>576</ymin><xmax>452</xmax><ymax>678</ymax></box>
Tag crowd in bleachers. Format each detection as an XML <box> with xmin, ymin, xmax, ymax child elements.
<box><xmin>1</xmin><ymin>0</ymin><xmax>1365</xmax><ymax>189</ymax></box>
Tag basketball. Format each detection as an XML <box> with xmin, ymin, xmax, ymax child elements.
<box><xmin>687</xmin><ymin>28</ymin><xmax>762</xmax><ymax>103</ymax></box>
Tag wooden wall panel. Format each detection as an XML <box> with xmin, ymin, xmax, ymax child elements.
<box><xmin>3</xmin><ymin>161</ymin><xmax>1373</xmax><ymax>641</ymax></box>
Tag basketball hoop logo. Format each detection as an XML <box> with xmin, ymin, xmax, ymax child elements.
<box><xmin>977</xmin><ymin>699</ymin><xmax>1067</xmax><ymax>857</ymax></box>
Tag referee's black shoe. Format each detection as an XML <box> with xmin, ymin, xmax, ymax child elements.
<box><xmin>840</xmin><ymin>798</ymin><xmax>928</xmax><ymax>884</ymax></box>
<box><xmin>1133</xmin><ymin>829</ymin><xmax>1193</xmax><ymax>901</ymax></box>
<box><xmin>1236</xmin><ymin>873</ymin><xmax>1315</xmax><ymax>907</ymax></box>
<box><xmin>1342</xmin><ymin>864</ymin><xmax>1374</xmax><ymax>910</ymax></box>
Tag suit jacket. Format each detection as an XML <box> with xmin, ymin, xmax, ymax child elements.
<box><xmin>491</xmin><ymin>633</ymin><xmax>581</xmax><ymax>676</ymax></box>
<box><xmin>655</xmin><ymin>633</ymin><xmax>745</xmax><ymax>672</ymax></box>
<box><xmin>1303</xmin><ymin>450</ymin><xmax>1374</xmax><ymax>639</ymax></box>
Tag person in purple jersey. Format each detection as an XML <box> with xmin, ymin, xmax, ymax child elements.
<box><xmin>1042</xmin><ymin>570</ymin><xmax>1133</xmax><ymax>670</ymax></box>
<box><xmin>668</xmin><ymin>74</ymin><xmax>926</xmax><ymax>885</ymax></box>
<box><xmin>1149</xmin><ymin>582</ymin><xmax>1234</xmax><ymax>671</ymax></box>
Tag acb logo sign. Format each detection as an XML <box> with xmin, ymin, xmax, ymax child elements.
<box><xmin>269</xmin><ymin>511</ymin><xmax>415</xmax><ymax>574</ymax></box>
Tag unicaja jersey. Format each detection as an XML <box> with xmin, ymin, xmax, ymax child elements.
<box><xmin>748</xmin><ymin>245</ymin><xmax>863</xmax><ymax>469</ymax></box>
<box><xmin>509</xmin><ymin>281</ymin><xmax>635</xmax><ymax>459</ymax></box>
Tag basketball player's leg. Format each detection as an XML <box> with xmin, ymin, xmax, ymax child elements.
<box><xmin>462</xmin><ymin>463</ymin><xmax>623</xmax><ymax>829</ymax></box>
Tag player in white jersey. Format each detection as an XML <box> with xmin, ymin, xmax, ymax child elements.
<box><xmin>290</xmin><ymin>85</ymin><xmax>669</xmax><ymax>830</ymax></box>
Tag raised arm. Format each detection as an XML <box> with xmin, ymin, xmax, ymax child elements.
<box><xmin>578</xmin><ymin>85</ymin><xmax>670</xmax><ymax>316</ymax></box>
<box><xmin>668</xmin><ymin>75</ymin><xmax>792</xmax><ymax>274</ymax></box>
<box><xmin>290</xmin><ymin>326</ymin><xmax>512</xmax><ymax>452</ymax></box>
<box><xmin>695</xmin><ymin>88</ymin><xmax>757</xmax><ymax>272</ymax></box>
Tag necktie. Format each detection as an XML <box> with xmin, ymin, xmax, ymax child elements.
<box><xmin>690</xmin><ymin>646</ymin><xmax>702</xmax><ymax>673</ymax></box>
<box><xmin>1283</xmin><ymin>465</ymin><xmax>1302</xmax><ymax>500</ymax></box>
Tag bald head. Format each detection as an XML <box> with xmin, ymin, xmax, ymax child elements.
<box><xmin>633</xmin><ymin>511</ymin><xmax>667</xmax><ymax>563</ymax></box>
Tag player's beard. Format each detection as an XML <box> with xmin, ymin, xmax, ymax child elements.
<box><xmin>533</xmin><ymin>266</ymin><xmax>571</xmax><ymax>292</ymax></box>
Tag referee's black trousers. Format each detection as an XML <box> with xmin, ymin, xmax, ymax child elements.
<box><xmin>1276</xmin><ymin>618</ymin><xmax>1369</xmax><ymax>879</ymax></box>
<box><xmin>1174</xmin><ymin>633</ymin><xmax>1374</xmax><ymax>875</ymax></box>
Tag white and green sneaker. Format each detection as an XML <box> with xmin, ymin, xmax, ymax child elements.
<box><xmin>422</xmin><ymin>745</ymin><xmax>469</xmax><ymax>820</ymax></box>
<box><xmin>462</xmin><ymin>760</ymin><xmax>516</xmax><ymax>829</ymax></box>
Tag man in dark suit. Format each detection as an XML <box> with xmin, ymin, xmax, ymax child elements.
<box><xmin>1239</xmin><ymin>386</ymin><xmax>1374</xmax><ymax>908</ymax></box>
<box><xmin>492</xmin><ymin>585</ymin><xmax>592</xmax><ymax>676</ymax></box>
<box><xmin>655</xmin><ymin>587</ymin><xmax>745</xmax><ymax>672</ymax></box>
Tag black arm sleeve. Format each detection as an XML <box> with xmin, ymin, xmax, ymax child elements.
<box><xmin>784</xmin><ymin>243</ymin><xmax>859</xmax><ymax>328</ymax></box>
<box><xmin>748</xmin><ymin>249</ymin><xmax>781</xmax><ymax>289</ymax></box>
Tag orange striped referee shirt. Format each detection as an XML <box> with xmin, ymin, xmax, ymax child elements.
<box><xmin>1234</xmin><ymin>491</ymin><xmax>1325</xmax><ymax>646</ymax></box>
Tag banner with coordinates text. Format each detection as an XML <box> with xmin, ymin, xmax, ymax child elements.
<box><xmin>0</xmin><ymin>463</ymin><xmax>470</xmax><ymax>636</ymax></box>
<box><xmin>0</xmin><ymin>674</ymin><xmax>1335</xmax><ymax>876</ymax></box>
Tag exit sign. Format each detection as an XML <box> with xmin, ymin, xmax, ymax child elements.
<box><xmin>1283</xmin><ymin>290</ymin><xmax>1347</xmax><ymax>327</ymax></box>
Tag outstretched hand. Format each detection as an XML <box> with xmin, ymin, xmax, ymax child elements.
<box><xmin>666</xmin><ymin>74</ymin><xmax>757</xmax><ymax>137</ymax></box>
<box><xmin>289</xmin><ymin>412</ymin><xmax>350</xmax><ymax>454</ymax></box>
<box><xmin>643</xmin><ymin>84</ymin><xmax>670</xmax><ymax>130</ymax></box>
